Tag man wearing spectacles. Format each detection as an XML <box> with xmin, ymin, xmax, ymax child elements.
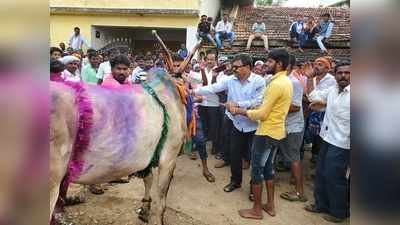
<box><xmin>193</xmin><ymin>53</ymin><xmax>266</xmax><ymax>193</ymax></box>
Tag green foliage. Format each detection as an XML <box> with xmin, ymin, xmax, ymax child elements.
<box><xmin>255</xmin><ymin>0</ymin><xmax>274</xmax><ymax>6</ymax></box>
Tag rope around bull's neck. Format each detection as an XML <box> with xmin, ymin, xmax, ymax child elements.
<box><xmin>132</xmin><ymin>82</ymin><xmax>170</xmax><ymax>178</ymax></box>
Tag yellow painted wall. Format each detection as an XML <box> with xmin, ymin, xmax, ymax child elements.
<box><xmin>50</xmin><ymin>14</ymin><xmax>199</xmax><ymax>47</ymax></box>
<box><xmin>50</xmin><ymin>0</ymin><xmax>199</xmax><ymax>9</ymax></box>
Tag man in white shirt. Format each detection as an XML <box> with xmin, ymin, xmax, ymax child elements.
<box><xmin>60</xmin><ymin>55</ymin><xmax>81</xmax><ymax>82</ymax></box>
<box><xmin>304</xmin><ymin>57</ymin><xmax>336</xmax><ymax>164</ymax></box>
<box><xmin>96</xmin><ymin>50</ymin><xmax>121</xmax><ymax>84</ymax></box>
<box><xmin>198</xmin><ymin>51</ymin><xmax>221</xmax><ymax>155</ymax></box>
<box><xmin>68</xmin><ymin>27</ymin><xmax>89</xmax><ymax>51</ymax></box>
<box><xmin>96</xmin><ymin>60</ymin><xmax>111</xmax><ymax>85</ymax></box>
<box><xmin>305</xmin><ymin>62</ymin><xmax>350</xmax><ymax>223</ymax></box>
<box><xmin>215</xmin><ymin>13</ymin><xmax>235</xmax><ymax>49</ymax></box>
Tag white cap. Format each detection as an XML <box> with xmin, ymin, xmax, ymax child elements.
<box><xmin>61</xmin><ymin>55</ymin><xmax>80</xmax><ymax>65</ymax></box>
<box><xmin>254</xmin><ymin>60</ymin><xmax>264</xmax><ymax>66</ymax></box>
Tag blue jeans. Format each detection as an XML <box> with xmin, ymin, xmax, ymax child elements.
<box><xmin>192</xmin><ymin>116</ymin><xmax>207</xmax><ymax>160</ymax></box>
<box><xmin>314</xmin><ymin>140</ymin><xmax>350</xmax><ymax>219</ymax></box>
<box><xmin>215</xmin><ymin>32</ymin><xmax>235</xmax><ymax>48</ymax></box>
<box><xmin>250</xmin><ymin>135</ymin><xmax>279</xmax><ymax>184</ymax></box>
<box><xmin>197</xmin><ymin>32</ymin><xmax>217</xmax><ymax>47</ymax></box>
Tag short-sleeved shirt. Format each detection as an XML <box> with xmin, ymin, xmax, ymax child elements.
<box><xmin>285</xmin><ymin>74</ymin><xmax>304</xmax><ymax>133</ymax></box>
<box><xmin>96</xmin><ymin>61</ymin><xmax>111</xmax><ymax>80</ymax></box>
<box><xmin>252</xmin><ymin>22</ymin><xmax>266</xmax><ymax>33</ymax></box>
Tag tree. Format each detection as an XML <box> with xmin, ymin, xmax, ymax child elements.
<box><xmin>255</xmin><ymin>0</ymin><xmax>289</xmax><ymax>6</ymax></box>
<box><xmin>255</xmin><ymin>0</ymin><xmax>273</xmax><ymax>6</ymax></box>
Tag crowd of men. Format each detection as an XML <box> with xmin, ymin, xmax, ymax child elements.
<box><xmin>50</xmin><ymin>19</ymin><xmax>349</xmax><ymax>223</ymax></box>
<box><xmin>196</xmin><ymin>12</ymin><xmax>335</xmax><ymax>54</ymax></box>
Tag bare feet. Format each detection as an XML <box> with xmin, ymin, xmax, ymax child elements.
<box><xmin>190</xmin><ymin>151</ymin><xmax>197</xmax><ymax>160</ymax></box>
<box><xmin>238</xmin><ymin>208</ymin><xmax>263</xmax><ymax>220</ymax></box>
<box><xmin>202</xmin><ymin>170</ymin><xmax>216</xmax><ymax>183</ymax></box>
<box><xmin>262</xmin><ymin>203</ymin><xmax>276</xmax><ymax>217</ymax></box>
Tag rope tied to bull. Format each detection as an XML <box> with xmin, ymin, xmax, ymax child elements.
<box><xmin>132</xmin><ymin>82</ymin><xmax>170</xmax><ymax>178</ymax></box>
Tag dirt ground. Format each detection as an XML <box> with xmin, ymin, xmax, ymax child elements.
<box><xmin>62</xmin><ymin>145</ymin><xmax>349</xmax><ymax>225</ymax></box>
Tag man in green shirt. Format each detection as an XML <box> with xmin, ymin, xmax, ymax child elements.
<box><xmin>81</xmin><ymin>51</ymin><xmax>100</xmax><ymax>84</ymax></box>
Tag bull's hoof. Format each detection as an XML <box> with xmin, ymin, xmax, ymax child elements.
<box><xmin>136</xmin><ymin>207</ymin><xmax>150</xmax><ymax>223</ymax></box>
<box><xmin>64</xmin><ymin>195</ymin><xmax>86</xmax><ymax>206</ymax></box>
<box><xmin>88</xmin><ymin>184</ymin><xmax>105</xmax><ymax>195</ymax></box>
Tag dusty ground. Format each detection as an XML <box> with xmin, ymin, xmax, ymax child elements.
<box><xmin>62</xmin><ymin>146</ymin><xmax>349</xmax><ymax>225</ymax></box>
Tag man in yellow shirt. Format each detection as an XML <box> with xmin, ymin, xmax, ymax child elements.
<box><xmin>228</xmin><ymin>49</ymin><xmax>293</xmax><ymax>219</ymax></box>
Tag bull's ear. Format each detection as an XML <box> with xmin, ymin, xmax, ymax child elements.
<box><xmin>178</xmin><ymin>40</ymin><xmax>202</xmax><ymax>74</ymax></box>
<box><xmin>152</xmin><ymin>30</ymin><xmax>174</xmax><ymax>74</ymax></box>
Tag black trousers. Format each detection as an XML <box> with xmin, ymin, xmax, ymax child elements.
<box><xmin>220</xmin><ymin>115</ymin><xmax>233</xmax><ymax>163</ymax></box>
<box><xmin>215</xmin><ymin>106</ymin><xmax>226</xmax><ymax>154</ymax></box>
<box><xmin>230</xmin><ymin>126</ymin><xmax>254</xmax><ymax>185</ymax></box>
<box><xmin>312</xmin><ymin>135</ymin><xmax>323</xmax><ymax>159</ymax></box>
<box><xmin>198</xmin><ymin>105</ymin><xmax>220</xmax><ymax>151</ymax></box>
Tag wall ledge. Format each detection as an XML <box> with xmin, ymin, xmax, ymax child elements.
<box><xmin>50</xmin><ymin>6</ymin><xmax>199</xmax><ymax>16</ymax></box>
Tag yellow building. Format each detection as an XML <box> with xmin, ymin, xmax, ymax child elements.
<box><xmin>50</xmin><ymin>0</ymin><xmax>222</xmax><ymax>52</ymax></box>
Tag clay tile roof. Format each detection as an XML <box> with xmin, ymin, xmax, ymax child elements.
<box><xmin>234</xmin><ymin>6</ymin><xmax>350</xmax><ymax>42</ymax></box>
<box><xmin>220</xmin><ymin>48</ymin><xmax>351</xmax><ymax>62</ymax></box>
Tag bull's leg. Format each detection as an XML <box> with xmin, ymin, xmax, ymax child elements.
<box><xmin>137</xmin><ymin>171</ymin><xmax>153</xmax><ymax>223</ymax></box>
<box><xmin>153</xmin><ymin>161</ymin><xmax>176</xmax><ymax>225</ymax></box>
<box><xmin>49</xmin><ymin>181</ymin><xmax>61</xmax><ymax>221</ymax></box>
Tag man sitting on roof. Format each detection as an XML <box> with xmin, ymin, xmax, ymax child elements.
<box><xmin>246</xmin><ymin>15</ymin><xmax>269</xmax><ymax>52</ymax></box>
<box><xmin>215</xmin><ymin>13</ymin><xmax>235</xmax><ymax>50</ymax></box>
<box><xmin>315</xmin><ymin>13</ymin><xmax>334</xmax><ymax>54</ymax></box>
<box><xmin>197</xmin><ymin>15</ymin><xmax>218</xmax><ymax>47</ymax></box>
<box><xmin>289</xmin><ymin>14</ymin><xmax>305</xmax><ymax>51</ymax></box>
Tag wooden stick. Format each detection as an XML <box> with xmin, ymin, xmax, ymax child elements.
<box><xmin>178</xmin><ymin>40</ymin><xmax>203</xmax><ymax>74</ymax></box>
<box><xmin>152</xmin><ymin>30</ymin><xmax>174</xmax><ymax>74</ymax></box>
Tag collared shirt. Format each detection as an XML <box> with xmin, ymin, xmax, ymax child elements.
<box><xmin>96</xmin><ymin>61</ymin><xmax>111</xmax><ymax>80</ymax></box>
<box><xmin>69</xmin><ymin>34</ymin><xmax>88</xmax><ymax>50</ymax></box>
<box><xmin>312</xmin><ymin>85</ymin><xmax>350</xmax><ymax>149</ymax></box>
<box><xmin>252</xmin><ymin>22</ymin><xmax>266</xmax><ymax>33</ymax></box>
<box><xmin>215</xmin><ymin>20</ymin><xmax>233</xmax><ymax>33</ymax></box>
<box><xmin>286</xmin><ymin>74</ymin><xmax>304</xmax><ymax>133</ymax></box>
<box><xmin>318</xmin><ymin>21</ymin><xmax>334</xmax><ymax>38</ymax></box>
<box><xmin>195</xmin><ymin>72</ymin><xmax>265</xmax><ymax>132</ymax></box>
<box><xmin>81</xmin><ymin>64</ymin><xmax>98</xmax><ymax>85</ymax></box>
<box><xmin>308</xmin><ymin>73</ymin><xmax>337</xmax><ymax>111</ymax></box>
<box><xmin>199</xmin><ymin>67</ymin><xmax>220</xmax><ymax>107</ymax></box>
<box><xmin>247</xmin><ymin>71</ymin><xmax>293</xmax><ymax>140</ymax></box>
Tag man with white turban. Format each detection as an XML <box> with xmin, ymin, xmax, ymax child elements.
<box><xmin>60</xmin><ymin>55</ymin><xmax>81</xmax><ymax>82</ymax></box>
